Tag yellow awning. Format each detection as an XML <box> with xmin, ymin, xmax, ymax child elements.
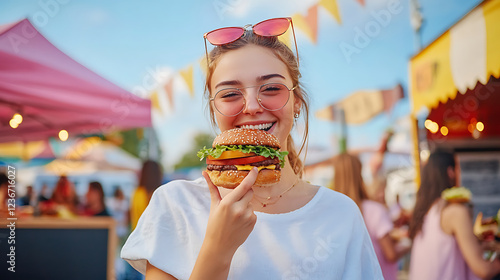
<box><xmin>410</xmin><ymin>0</ymin><xmax>500</xmax><ymax>115</ymax></box>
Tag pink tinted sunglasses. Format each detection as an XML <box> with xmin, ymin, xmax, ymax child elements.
<box><xmin>203</xmin><ymin>17</ymin><xmax>299</xmax><ymax>67</ymax></box>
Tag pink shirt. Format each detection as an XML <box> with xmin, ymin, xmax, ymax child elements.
<box><xmin>409</xmin><ymin>201</ymin><xmax>478</xmax><ymax>280</ymax></box>
<box><xmin>362</xmin><ymin>200</ymin><xmax>398</xmax><ymax>280</ymax></box>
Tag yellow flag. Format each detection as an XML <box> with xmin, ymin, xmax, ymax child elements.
<box><xmin>150</xmin><ymin>90</ymin><xmax>162</xmax><ymax>114</ymax></box>
<box><xmin>320</xmin><ymin>0</ymin><xmax>342</xmax><ymax>24</ymax></box>
<box><xmin>292</xmin><ymin>5</ymin><xmax>319</xmax><ymax>44</ymax></box>
<box><xmin>180</xmin><ymin>65</ymin><xmax>195</xmax><ymax>97</ymax></box>
<box><xmin>199</xmin><ymin>56</ymin><xmax>208</xmax><ymax>77</ymax></box>
<box><xmin>279</xmin><ymin>27</ymin><xmax>292</xmax><ymax>49</ymax></box>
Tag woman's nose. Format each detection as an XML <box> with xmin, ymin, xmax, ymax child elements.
<box><xmin>242</xmin><ymin>91</ymin><xmax>263</xmax><ymax>115</ymax></box>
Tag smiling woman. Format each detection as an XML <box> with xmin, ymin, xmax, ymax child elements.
<box><xmin>121</xmin><ymin>18</ymin><xmax>383</xmax><ymax>280</ymax></box>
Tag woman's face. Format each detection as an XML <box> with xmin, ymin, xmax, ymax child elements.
<box><xmin>210</xmin><ymin>45</ymin><xmax>301</xmax><ymax>148</ymax></box>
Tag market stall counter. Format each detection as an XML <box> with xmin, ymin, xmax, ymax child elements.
<box><xmin>0</xmin><ymin>216</ymin><xmax>116</xmax><ymax>280</ymax></box>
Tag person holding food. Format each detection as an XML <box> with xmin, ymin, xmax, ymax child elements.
<box><xmin>121</xmin><ymin>17</ymin><xmax>382</xmax><ymax>279</ymax></box>
<box><xmin>409</xmin><ymin>151</ymin><xmax>500</xmax><ymax>280</ymax></box>
<box><xmin>332</xmin><ymin>153</ymin><xmax>410</xmax><ymax>280</ymax></box>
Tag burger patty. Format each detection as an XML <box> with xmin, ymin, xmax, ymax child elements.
<box><xmin>207</xmin><ymin>158</ymin><xmax>281</xmax><ymax>171</ymax></box>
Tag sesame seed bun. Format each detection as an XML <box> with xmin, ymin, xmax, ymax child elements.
<box><xmin>213</xmin><ymin>128</ymin><xmax>281</xmax><ymax>148</ymax></box>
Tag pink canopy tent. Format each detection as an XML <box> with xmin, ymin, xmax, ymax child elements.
<box><xmin>0</xmin><ymin>19</ymin><xmax>151</xmax><ymax>143</ymax></box>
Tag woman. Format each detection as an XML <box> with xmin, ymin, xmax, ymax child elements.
<box><xmin>83</xmin><ymin>181</ymin><xmax>110</xmax><ymax>216</ymax></box>
<box><xmin>333</xmin><ymin>153</ymin><xmax>409</xmax><ymax>280</ymax></box>
<box><xmin>122</xmin><ymin>17</ymin><xmax>382</xmax><ymax>279</ymax></box>
<box><xmin>130</xmin><ymin>160</ymin><xmax>163</xmax><ymax>230</ymax></box>
<box><xmin>409</xmin><ymin>151</ymin><xmax>500</xmax><ymax>279</ymax></box>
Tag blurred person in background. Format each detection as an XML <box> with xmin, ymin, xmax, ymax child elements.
<box><xmin>108</xmin><ymin>186</ymin><xmax>130</xmax><ymax>239</ymax></box>
<box><xmin>130</xmin><ymin>160</ymin><xmax>162</xmax><ymax>230</ymax></box>
<box><xmin>409</xmin><ymin>151</ymin><xmax>500</xmax><ymax>280</ymax></box>
<box><xmin>333</xmin><ymin>153</ymin><xmax>410</xmax><ymax>280</ymax></box>
<box><xmin>39</xmin><ymin>175</ymin><xmax>79</xmax><ymax>217</ymax></box>
<box><xmin>20</xmin><ymin>185</ymin><xmax>34</xmax><ymax>206</ymax></box>
<box><xmin>0</xmin><ymin>173</ymin><xmax>8</xmax><ymax>216</ymax></box>
<box><xmin>38</xmin><ymin>184</ymin><xmax>50</xmax><ymax>202</ymax></box>
<box><xmin>83</xmin><ymin>181</ymin><xmax>110</xmax><ymax>217</ymax></box>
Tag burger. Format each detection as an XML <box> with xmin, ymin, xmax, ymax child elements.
<box><xmin>441</xmin><ymin>186</ymin><xmax>472</xmax><ymax>203</ymax></box>
<box><xmin>197</xmin><ymin>128</ymin><xmax>288</xmax><ymax>189</ymax></box>
<box><xmin>473</xmin><ymin>212</ymin><xmax>499</xmax><ymax>241</ymax></box>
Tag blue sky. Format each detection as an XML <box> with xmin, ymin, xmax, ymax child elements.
<box><xmin>0</xmin><ymin>0</ymin><xmax>481</xmax><ymax>169</ymax></box>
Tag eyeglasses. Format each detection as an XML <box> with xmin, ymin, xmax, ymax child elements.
<box><xmin>210</xmin><ymin>82</ymin><xmax>296</xmax><ymax>116</ymax></box>
<box><xmin>203</xmin><ymin>17</ymin><xmax>299</xmax><ymax>67</ymax></box>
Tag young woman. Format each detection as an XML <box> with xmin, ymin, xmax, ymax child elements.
<box><xmin>409</xmin><ymin>151</ymin><xmax>500</xmax><ymax>280</ymax></box>
<box><xmin>333</xmin><ymin>153</ymin><xmax>409</xmax><ymax>280</ymax></box>
<box><xmin>122</xmin><ymin>17</ymin><xmax>382</xmax><ymax>280</ymax></box>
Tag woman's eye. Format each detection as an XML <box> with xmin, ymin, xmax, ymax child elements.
<box><xmin>219</xmin><ymin>90</ymin><xmax>242</xmax><ymax>100</ymax></box>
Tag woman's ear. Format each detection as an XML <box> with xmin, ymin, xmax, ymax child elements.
<box><xmin>293</xmin><ymin>97</ymin><xmax>302</xmax><ymax>115</ymax></box>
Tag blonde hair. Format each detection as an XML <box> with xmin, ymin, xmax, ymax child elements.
<box><xmin>332</xmin><ymin>153</ymin><xmax>369</xmax><ymax>208</ymax></box>
<box><xmin>204</xmin><ymin>30</ymin><xmax>309</xmax><ymax>177</ymax></box>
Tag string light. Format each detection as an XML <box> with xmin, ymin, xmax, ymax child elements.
<box><xmin>476</xmin><ymin>121</ymin><xmax>484</xmax><ymax>132</ymax></box>
<box><xmin>440</xmin><ymin>126</ymin><xmax>449</xmax><ymax>136</ymax></box>
<box><xmin>9</xmin><ymin>113</ymin><xmax>23</xmax><ymax>128</ymax></box>
<box><xmin>59</xmin><ymin>130</ymin><xmax>69</xmax><ymax>141</ymax></box>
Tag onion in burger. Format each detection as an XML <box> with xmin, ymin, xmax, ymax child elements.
<box><xmin>197</xmin><ymin>128</ymin><xmax>288</xmax><ymax>189</ymax></box>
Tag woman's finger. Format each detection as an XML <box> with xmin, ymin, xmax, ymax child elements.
<box><xmin>224</xmin><ymin>167</ymin><xmax>258</xmax><ymax>202</ymax></box>
<box><xmin>202</xmin><ymin>171</ymin><xmax>222</xmax><ymax>205</ymax></box>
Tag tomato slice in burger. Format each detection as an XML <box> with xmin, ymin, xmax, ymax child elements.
<box><xmin>207</xmin><ymin>150</ymin><xmax>256</xmax><ymax>160</ymax></box>
<box><xmin>207</xmin><ymin>155</ymin><xmax>268</xmax><ymax>166</ymax></box>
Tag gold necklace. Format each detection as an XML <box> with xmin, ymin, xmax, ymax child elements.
<box><xmin>253</xmin><ymin>178</ymin><xmax>300</xmax><ymax>207</ymax></box>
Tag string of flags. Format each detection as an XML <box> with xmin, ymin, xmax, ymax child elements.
<box><xmin>149</xmin><ymin>0</ymin><xmax>366</xmax><ymax>114</ymax></box>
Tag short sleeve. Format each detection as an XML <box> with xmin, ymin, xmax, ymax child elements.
<box><xmin>363</xmin><ymin>200</ymin><xmax>394</xmax><ymax>239</ymax></box>
<box><xmin>120</xmin><ymin>179</ymin><xmax>210</xmax><ymax>279</ymax></box>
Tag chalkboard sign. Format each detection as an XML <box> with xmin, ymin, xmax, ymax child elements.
<box><xmin>0</xmin><ymin>217</ymin><xmax>115</xmax><ymax>280</ymax></box>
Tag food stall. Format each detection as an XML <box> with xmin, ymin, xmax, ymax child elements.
<box><xmin>409</xmin><ymin>0</ymin><xmax>500</xmax><ymax>216</ymax></box>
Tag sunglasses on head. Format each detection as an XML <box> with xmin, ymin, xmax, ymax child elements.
<box><xmin>203</xmin><ymin>17</ymin><xmax>299</xmax><ymax>67</ymax></box>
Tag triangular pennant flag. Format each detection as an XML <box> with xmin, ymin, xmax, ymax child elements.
<box><xmin>180</xmin><ymin>65</ymin><xmax>195</xmax><ymax>97</ymax></box>
<box><xmin>356</xmin><ymin>0</ymin><xmax>365</xmax><ymax>6</ymax></box>
<box><xmin>278</xmin><ymin>27</ymin><xmax>292</xmax><ymax>49</ymax></box>
<box><xmin>164</xmin><ymin>77</ymin><xmax>174</xmax><ymax>111</ymax></box>
<box><xmin>199</xmin><ymin>56</ymin><xmax>208</xmax><ymax>77</ymax></box>
<box><xmin>320</xmin><ymin>0</ymin><xmax>342</xmax><ymax>24</ymax></box>
<box><xmin>292</xmin><ymin>5</ymin><xmax>319</xmax><ymax>44</ymax></box>
<box><xmin>149</xmin><ymin>90</ymin><xmax>162</xmax><ymax>114</ymax></box>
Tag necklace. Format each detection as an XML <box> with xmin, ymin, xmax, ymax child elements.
<box><xmin>253</xmin><ymin>178</ymin><xmax>300</xmax><ymax>207</ymax></box>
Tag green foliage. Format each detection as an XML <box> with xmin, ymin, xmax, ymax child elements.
<box><xmin>174</xmin><ymin>132</ymin><xmax>213</xmax><ymax>170</ymax></box>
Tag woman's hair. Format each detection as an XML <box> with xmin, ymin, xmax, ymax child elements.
<box><xmin>332</xmin><ymin>153</ymin><xmax>369</xmax><ymax>208</ymax></box>
<box><xmin>204</xmin><ymin>30</ymin><xmax>309</xmax><ymax>177</ymax></box>
<box><xmin>409</xmin><ymin>151</ymin><xmax>456</xmax><ymax>239</ymax></box>
<box><xmin>89</xmin><ymin>181</ymin><xmax>105</xmax><ymax>208</ymax></box>
<box><xmin>139</xmin><ymin>160</ymin><xmax>163</xmax><ymax>195</ymax></box>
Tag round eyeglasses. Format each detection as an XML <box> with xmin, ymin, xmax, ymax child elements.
<box><xmin>210</xmin><ymin>83</ymin><xmax>296</xmax><ymax>116</ymax></box>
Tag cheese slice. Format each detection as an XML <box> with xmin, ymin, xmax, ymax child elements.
<box><xmin>235</xmin><ymin>165</ymin><xmax>276</xmax><ymax>171</ymax></box>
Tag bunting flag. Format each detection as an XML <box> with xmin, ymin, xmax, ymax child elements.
<box><xmin>199</xmin><ymin>56</ymin><xmax>208</xmax><ymax>77</ymax></box>
<box><xmin>163</xmin><ymin>77</ymin><xmax>174</xmax><ymax>111</ymax></box>
<box><xmin>150</xmin><ymin>90</ymin><xmax>162</xmax><ymax>114</ymax></box>
<box><xmin>315</xmin><ymin>84</ymin><xmax>404</xmax><ymax>124</ymax></box>
<box><xmin>292</xmin><ymin>5</ymin><xmax>319</xmax><ymax>44</ymax></box>
<box><xmin>278</xmin><ymin>27</ymin><xmax>292</xmax><ymax>50</ymax></box>
<box><xmin>320</xmin><ymin>0</ymin><xmax>342</xmax><ymax>24</ymax></box>
<box><xmin>180</xmin><ymin>65</ymin><xmax>195</xmax><ymax>97</ymax></box>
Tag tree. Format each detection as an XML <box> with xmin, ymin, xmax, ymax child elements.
<box><xmin>174</xmin><ymin>132</ymin><xmax>213</xmax><ymax>170</ymax></box>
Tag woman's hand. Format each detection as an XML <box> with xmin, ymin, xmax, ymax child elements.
<box><xmin>203</xmin><ymin>167</ymin><xmax>258</xmax><ymax>254</ymax></box>
<box><xmin>189</xmin><ymin>168</ymin><xmax>258</xmax><ymax>280</ymax></box>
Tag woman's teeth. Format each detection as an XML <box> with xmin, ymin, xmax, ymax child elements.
<box><xmin>240</xmin><ymin>123</ymin><xmax>273</xmax><ymax>131</ymax></box>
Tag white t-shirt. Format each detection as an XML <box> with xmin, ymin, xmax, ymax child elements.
<box><xmin>121</xmin><ymin>178</ymin><xmax>383</xmax><ymax>280</ymax></box>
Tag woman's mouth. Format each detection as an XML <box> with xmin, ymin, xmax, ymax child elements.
<box><xmin>239</xmin><ymin>122</ymin><xmax>275</xmax><ymax>132</ymax></box>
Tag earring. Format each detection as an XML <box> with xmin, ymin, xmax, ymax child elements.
<box><xmin>294</xmin><ymin>112</ymin><xmax>300</xmax><ymax>119</ymax></box>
